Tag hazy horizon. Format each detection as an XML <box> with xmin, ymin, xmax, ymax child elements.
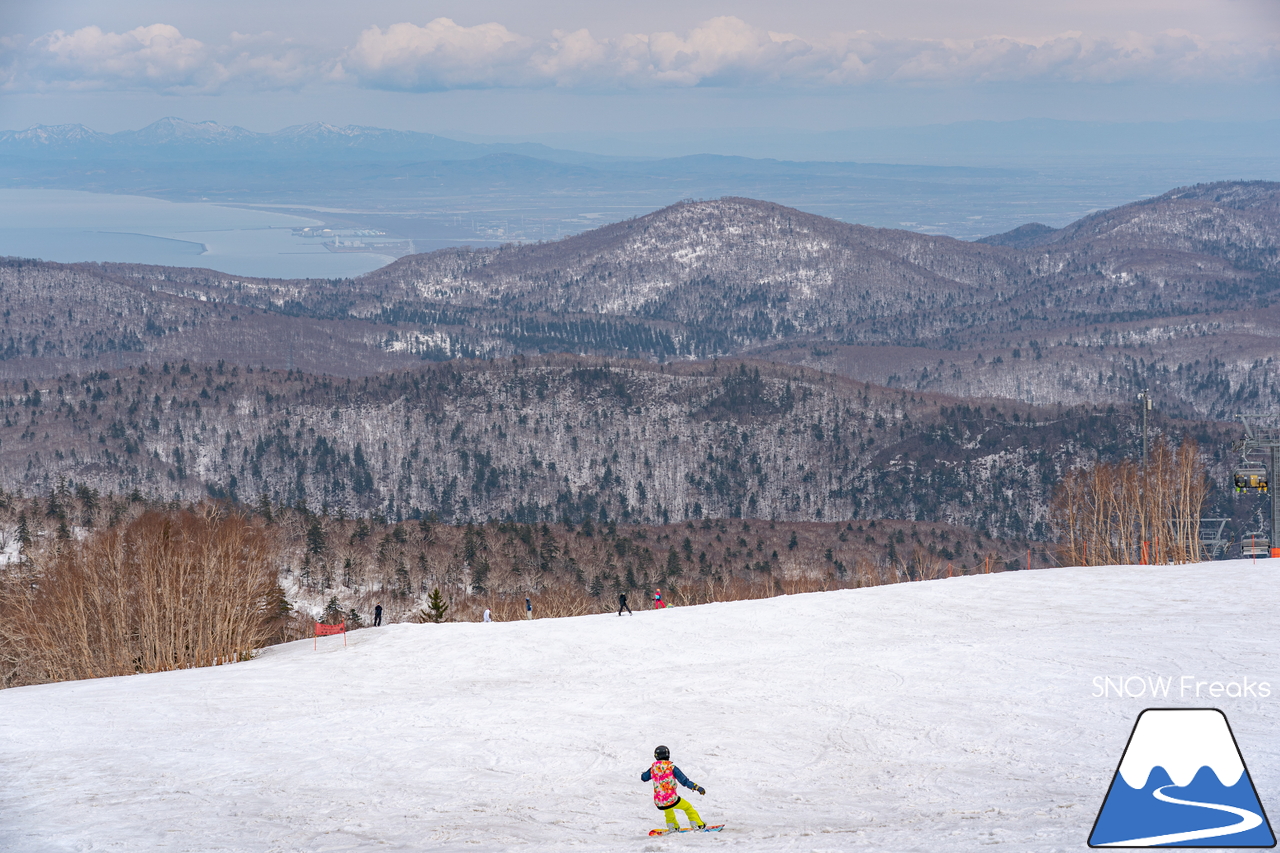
<box><xmin>2</xmin><ymin>1</ymin><xmax>1276</xmax><ymax>142</ymax></box>
<box><xmin>3</xmin><ymin>2</ymin><xmax>1277</xmax><ymax>272</ymax></box>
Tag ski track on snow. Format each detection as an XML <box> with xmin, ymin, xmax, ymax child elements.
<box><xmin>0</xmin><ymin>562</ymin><xmax>1276</xmax><ymax>852</ymax></box>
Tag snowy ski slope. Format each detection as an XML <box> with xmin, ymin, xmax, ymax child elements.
<box><xmin>1</xmin><ymin>561</ymin><xmax>1276</xmax><ymax>852</ymax></box>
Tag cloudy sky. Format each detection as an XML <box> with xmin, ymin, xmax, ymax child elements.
<box><xmin>1</xmin><ymin>0</ymin><xmax>1277</xmax><ymax>138</ymax></box>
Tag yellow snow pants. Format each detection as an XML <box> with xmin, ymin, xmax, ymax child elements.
<box><xmin>662</xmin><ymin>797</ymin><xmax>703</xmax><ymax>830</ymax></box>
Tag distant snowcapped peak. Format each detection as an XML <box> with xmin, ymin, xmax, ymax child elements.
<box><xmin>122</xmin><ymin>118</ymin><xmax>255</xmax><ymax>144</ymax></box>
<box><xmin>0</xmin><ymin>124</ymin><xmax>107</xmax><ymax>146</ymax></box>
<box><xmin>275</xmin><ymin>121</ymin><xmax>346</xmax><ymax>137</ymax></box>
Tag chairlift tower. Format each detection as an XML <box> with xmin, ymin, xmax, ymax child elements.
<box><xmin>1197</xmin><ymin>518</ymin><xmax>1231</xmax><ymax>560</ymax></box>
<box><xmin>1234</xmin><ymin>415</ymin><xmax>1280</xmax><ymax>555</ymax></box>
<box><xmin>1137</xmin><ymin>391</ymin><xmax>1153</xmax><ymax>465</ymax></box>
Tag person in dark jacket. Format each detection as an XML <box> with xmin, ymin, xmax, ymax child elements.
<box><xmin>618</xmin><ymin>593</ymin><xmax>632</xmax><ymax>616</ymax></box>
<box><xmin>373</xmin><ymin>604</ymin><xmax>383</xmax><ymax>626</ymax></box>
<box><xmin>641</xmin><ymin>745</ymin><xmax>706</xmax><ymax>833</ymax></box>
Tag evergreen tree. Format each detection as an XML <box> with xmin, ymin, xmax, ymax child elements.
<box><xmin>257</xmin><ymin>493</ymin><xmax>274</xmax><ymax>524</ymax></box>
<box><xmin>305</xmin><ymin>518</ymin><xmax>326</xmax><ymax>556</ymax></box>
<box><xmin>471</xmin><ymin>558</ymin><xmax>490</xmax><ymax>594</ymax></box>
<box><xmin>16</xmin><ymin>512</ymin><xmax>30</xmax><ymax>550</ymax></box>
<box><xmin>462</xmin><ymin>523</ymin><xmax>479</xmax><ymax>564</ymax></box>
<box><xmin>324</xmin><ymin>596</ymin><xmax>343</xmax><ymax>623</ymax></box>
<box><xmin>425</xmin><ymin>587</ymin><xmax>449</xmax><ymax>623</ymax></box>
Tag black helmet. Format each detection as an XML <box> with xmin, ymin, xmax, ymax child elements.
<box><xmin>654</xmin><ymin>745</ymin><xmax>670</xmax><ymax>761</ymax></box>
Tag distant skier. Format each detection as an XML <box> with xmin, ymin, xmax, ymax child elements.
<box><xmin>483</xmin><ymin>608</ymin><xmax>492</xmax><ymax>622</ymax></box>
<box><xmin>653</xmin><ymin>588</ymin><xmax>666</xmax><ymax>609</ymax></box>
<box><xmin>618</xmin><ymin>593</ymin><xmax>632</xmax><ymax>616</ymax></box>
<box><xmin>641</xmin><ymin>745</ymin><xmax>706</xmax><ymax>833</ymax></box>
<box><xmin>373</xmin><ymin>604</ymin><xmax>383</xmax><ymax>627</ymax></box>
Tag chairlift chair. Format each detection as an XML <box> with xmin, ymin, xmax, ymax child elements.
<box><xmin>1233</xmin><ymin>461</ymin><xmax>1269</xmax><ymax>492</ymax></box>
<box><xmin>1240</xmin><ymin>533</ymin><xmax>1271</xmax><ymax>558</ymax></box>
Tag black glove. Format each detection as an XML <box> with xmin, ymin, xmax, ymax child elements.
<box><xmin>695</xmin><ymin>785</ymin><xmax>706</xmax><ymax>795</ymax></box>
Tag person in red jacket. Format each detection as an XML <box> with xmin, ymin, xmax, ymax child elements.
<box><xmin>641</xmin><ymin>745</ymin><xmax>706</xmax><ymax>833</ymax></box>
<box><xmin>653</xmin><ymin>588</ymin><xmax>666</xmax><ymax>609</ymax></box>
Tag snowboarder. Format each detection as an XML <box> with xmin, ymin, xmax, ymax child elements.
<box><xmin>653</xmin><ymin>588</ymin><xmax>666</xmax><ymax>609</ymax></box>
<box><xmin>373</xmin><ymin>604</ymin><xmax>382</xmax><ymax>626</ymax></box>
<box><xmin>483</xmin><ymin>608</ymin><xmax>492</xmax><ymax>622</ymax></box>
<box><xmin>641</xmin><ymin>745</ymin><xmax>706</xmax><ymax>833</ymax></box>
<box><xmin>618</xmin><ymin>593</ymin><xmax>632</xmax><ymax>616</ymax></box>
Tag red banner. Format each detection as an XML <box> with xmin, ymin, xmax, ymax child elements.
<box><xmin>314</xmin><ymin>621</ymin><xmax>347</xmax><ymax>649</ymax></box>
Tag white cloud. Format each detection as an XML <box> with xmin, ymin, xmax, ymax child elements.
<box><xmin>6</xmin><ymin>18</ymin><xmax>1276</xmax><ymax>94</ymax></box>
<box><xmin>342</xmin><ymin>17</ymin><xmax>1278</xmax><ymax>91</ymax></box>
<box><xmin>836</xmin><ymin>29</ymin><xmax>1274</xmax><ymax>85</ymax></box>
<box><xmin>639</xmin><ymin>17</ymin><xmax>818</xmax><ymax>86</ymax></box>
<box><xmin>34</xmin><ymin>24</ymin><xmax>224</xmax><ymax>91</ymax></box>
<box><xmin>344</xmin><ymin>19</ymin><xmax>535</xmax><ymax>90</ymax></box>
<box><xmin>7</xmin><ymin>24</ymin><xmax>326</xmax><ymax>93</ymax></box>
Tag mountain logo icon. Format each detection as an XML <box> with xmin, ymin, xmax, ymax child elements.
<box><xmin>1089</xmin><ymin>708</ymin><xmax>1275</xmax><ymax>847</ymax></box>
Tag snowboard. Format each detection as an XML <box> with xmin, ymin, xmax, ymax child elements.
<box><xmin>648</xmin><ymin>824</ymin><xmax>724</xmax><ymax>836</ymax></box>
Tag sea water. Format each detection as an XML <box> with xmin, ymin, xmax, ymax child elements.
<box><xmin>0</xmin><ymin>189</ymin><xmax>396</xmax><ymax>279</ymax></box>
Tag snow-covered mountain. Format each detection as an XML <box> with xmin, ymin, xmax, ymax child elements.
<box><xmin>0</xmin><ymin>561</ymin><xmax>1275</xmax><ymax>851</ymax></box>
<box><xmin>0</xmin><ymin>182</ymin><xmax>1276</xmax><ymax>420</ymax></box>
<box><xmin>980</xmin><ymin>180</ymin><xmax>1280</xmax><ymax>269</ymax></box>
<box><xmin>0</xmin><ymin>123</ymin><xmax>111</xmax><ymax>149</ymax></box>
<box><xmin>354</xmin><ymin>183</ymin><xmax>1280</xmax><ymax>322</ymax></box>
<box><xmin>114</xmin><ymin>117</ymin><xmax>257</xmax><ymax>146</ymax></box>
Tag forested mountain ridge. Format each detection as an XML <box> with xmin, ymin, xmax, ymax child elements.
<box><xmin>0</xmin><ymin>182</ymin><xmax>1276</xmax><ymax>419</ymax></box>
<box><xmin>0</xmin><ymin>356</ymin><xmax>1239</xmax><ymax>541</ymax></box>
<box><xmin>356</xmin><ymin>198</ymin><xmax>1021</xmax><ymax>317</ymax></box>
<box><xmin>0</xmin><ymin>256</ymin><xmax>437</xmax><ymax>380</ymax></box>
<box><xmin>981</xmin><ymin>181</ymin><xmax>1280</xmax><ymax>263</ymax></box>
<box><xmin>349</xmin><ymin>182</ymin><xmax>1280</xmax><ymax>336</ymax></box>
<box><xmin>89</xmin><ymin>181</ymin><xmax>1279</xmax><ymax>348</ymax></box>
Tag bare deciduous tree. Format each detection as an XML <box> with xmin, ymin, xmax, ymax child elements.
<box><xmin>0</xmin><ymin>510</ymin><xmax>282</xmax><ymax>686</ymax></box>
<box><xmin>1052</xmin><ymin>439</ymin><xmax>1208</xmax><ymax>567</ymax></box>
